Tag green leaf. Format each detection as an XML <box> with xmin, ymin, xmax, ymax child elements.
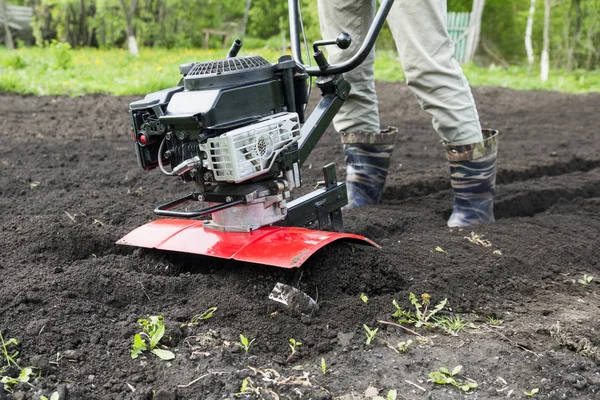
<box><xmin>150</xmin><ymin>321</ymin><xmax>165</xmax><ymax>350</ymax></box>
<box><xmin>387</xmin><ymin>389</ymin><xmax>397</xmax><ymax>400</ymax></box>
<box><xmin>18</xmin><ymin>367</ymin><xmax>33</xmax><ymax>383</ymax></box>
<box><xmin>439</xmin><ymin>367</ymin><xmax>450</xmax><ymax>375</ymax></box>
<box><xmin>360</xmin><ymin>293</ymin><xmax>369</xmax><ymax>303</ymax></box>
<box><xmin>51</xmin><ymin>392</ymin><xmax>60</xmax><ymax>400</ymax></box>
<box><xmin>428</xmin><ymin>371</ymin><xmax>451</xmax><ymax>384</ymax></box>
<box><xmin>131</xmin><ymin>333</ymin><xmax>147</xmax><ymax>359</ymax></box>
<box><xmin>151</xmin><ymin>348</ymin><xmax>175</xmax><ymax>360</ymax></box>
<box><xmin>451</xmin><ymin>365</ymin><xmax>463</xmax><ymax>376</ymax></box>
<box><xmin>434</xmin><ymin>246</ymin><xmax>446</xmax><ymax>253</ymax></box>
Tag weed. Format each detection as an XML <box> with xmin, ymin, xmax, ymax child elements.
<box><xmin>363</xmin><ymin>324</ymin><xmax>378</xmax><ymax>345</ymax></box>
<box><xmin>428</xmin><ymin>365</ymin><xmax>478</xmax><ymax>392</ymax></box>
<box><xmin>464</xmin><ymin>232</ymin><xmax>492</xmax><ymax>247</ymax></box>
<box><xmin>320</xmin><ymin>358</ymin><xmax>327</xmax><ymax>375</ymax></box>
<box><xmin>236</xmin><ymin>334</ymin><xmax>255</xmax><ymax>353</ymax></box>
<box><xmin>0</xmin><ymin>332</ymin><xmax>19</xmax><ymax>368</ymax></box>
<box><xmin>578</xmin><ymin>274</ymin><xmax>594</xmax><ymax>286</ymax></box>
<box><xmin>433</xmin><ymin>315</ymin><xmax>465</xmax><ymax>336</ymax></box>
<box><xmin>487</xmin><ymin>316</ymin><xmax>504</xmax><ymax>325</ymax></box>
<box><xmin>493</xmin><ymin>249</ymin><xmax>503</xmax><ymax>255</ymax></box>
<box><xmin>181</xmin><ymin>307</ymin><xmax>217</xmax><ymax>327</ymax></box>
<box><xmin>40</xmin><ymin>392</ymin><xmax>60</xmax><ymax>400</ymax></box>
<box><xmin>524</xmin><ymin>388</ymin><xmax>539</xmax><ymax>396</ymax></box>
<box><xmin>360</xmin><ymin>293</ymin><xmax>369</xmax><ymax>303</ymax></box>
<box><xmin>1</xmin><ymin>367</ymin><xmax>33</xmax><ymax>393</ymax></box>
<box><xmin>131</xmin><ymin>315</ymin><xmax>175</xmax><ymax>361</ymax></box>
<box><xmin>287</xmin><ymin>338</ymin><xmax>302</xmax><ymax>362</ymax></box>
<box><xmin>392</xmin><ymin>293</ymin><xmax>447</xmax><ymax>328</ymax></box>
<box><xmin>397</xmin><ymin>340</ymin><xmax>412</xmax><ymax>353</ymax></box>
<box><xmin>373</xmin><ymin>389</ymin><xmax>397</xmax><ymax>400</ymax></box>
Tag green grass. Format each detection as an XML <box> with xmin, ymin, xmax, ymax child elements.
<box><xmin>0</xmin><ymin>47</ymin><xmax>598</xmax><ymax>96</ymax></box>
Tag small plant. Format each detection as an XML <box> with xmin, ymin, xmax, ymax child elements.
<box><xmin>236</xmin><ymin>334</ymin><xmax>255</xmax><ymax>353</ymax></box>
<box><xmin>578</xmin><ymin>274</ymin><xmax>593</xmax><ymax>286</ymax></box>
<box><xmin>320</xmin><ymin>357</ymin><xmax>327</xmax><ymax>374</ymax></box>
<box><xmin>428</xmin><ymin>365</ymin><xmax>478</xmax><ymax>392</ymax></box>
<box><xmin>392</xmin><ymin>293</ymin><xmax>447</xmax><ymax>328</ymax></box>
<box><xmin>373</xmin><ymin>389</ymin><xmax>397</xmax><ymax>400</ymax></box>
<box><xmin>131</xmin><ymin>315</ymin><xmax>175</xmax><ymax>361</ymax></box>
<box><xmin>363</xmin><ymin>324</ymin><xmax>378</xmax><ymax>345</ymax></box>
<box><xmin>287</xmin><ymin>338</ymin><xmax>302</xmax><ymax>361</ymax></box>
<box><xmin>360</xmin><ymin>293</ymin><xmax>369</xmax><ymax>303</ymax></box>
<box><xmin>433</xmin><ymin>315</ymin><xmax>465</xmax><ymax>336</ymax></box>
<box><xmin>180</xmin><ymin>307</ymin><xmax>217</xmax><ymax>327</ymax></box>
<box><xmin>40</xmin><ymin>392</ymin><xmax>60</xmax><ymax>400</ymax></box>
<box><xmin>0</xmin><ymin>332</ymin><xmax>20</xmax><ymax>368</ymax></box>
<box><xmin>524</xmin><ymin>388</ymin><xmax>539</xmax><ymax>397</ymax></box>
<box><xmin>397</xmin><ymin>339</ymin><xmax>412</xmax><ymax>353</ymax></box>
<box><xmin>487</xmin><ymin>316</ymin><xmax>503</xmax><ymax>325</ymax></box>
<box><xmin>464</xmin><ymin>232</ymin><xmax>492</xmax><ymax>247</ymax></box>
<box><xmin>1</xmin><ymin>367</ymin><xmax>33</xmax><ymax>393</ymax></box>
<box><xmin>434</xmin><ymin>246</ymin><xmax>446</xmax><ymax>253</ymax></box>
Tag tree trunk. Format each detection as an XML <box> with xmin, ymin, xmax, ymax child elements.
<box><xmin>120</xmin><ymin>0</ymin><xmax>139</xmax><ymax>56</ymax></box>
<box><xmin>241</xmin><ymin>0</ymin><xmax>252</xmax><ymax>38</ymax></box>
<box><xmin>1</xmin><ymin>0</ymin><xmax>15</xmax><ymax>50</ymax></box>
<box><xmin>541</xmin><ymin>0</ymin><xmax>550</xmax><ymax>82</ymax></box>
<box><xmin>465</xmin><ymin>0</ymin><xmax>486</xmax><ymax>63</ymax></box>
<box><xmin>525</xmin><ymin>0</ymin><xmax>536</xmax><ymax>69</ymax></box>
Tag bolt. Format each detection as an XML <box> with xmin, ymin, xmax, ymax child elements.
<box><xmin>225</xmin><ymin>196</ymin><xmax>233</xmax><ymax>203</ymax></box>
<box><xmin>197</xmin><ymin>194</ymin><xmax>205</xmax><ymax>202</ymax></box>
<box><xmin>203</xmin><ymin>172</ymin><xmax>212</xmax><ymax>181</ymax></box>
<box><xmin>177</xmin><ymin>131</ymin><xmax>186</xmax><ymax>140</ymax></box>
<box><xmin>165</xmin><ymin>132</ymin><xmax>172</xmax><ymax>140</ymax></box>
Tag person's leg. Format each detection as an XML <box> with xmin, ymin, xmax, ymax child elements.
<box><xmin>318</xmin><ymin>0</ymin><xmax>398</xmax><ymax>208</ymax></box>
<box><xmin>387</xmin><ymin>0</ymin><xmax>498</xmax><ymax>226</ymax></box>
<box><xmin>386</xmin><ymin>0</ymin><xmax>482</xmax><ymax>145</ymax></box>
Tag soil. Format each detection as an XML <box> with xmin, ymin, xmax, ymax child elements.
<box><xmin>0</xmin><ymin>84</ymin><xmax>599</xmax><ymax>400</ymax></box>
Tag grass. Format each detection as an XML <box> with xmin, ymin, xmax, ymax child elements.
<box><xmin>0</xmin><ymin>47</ymin><xmax>598</xmax><ymax>96</ymax></box>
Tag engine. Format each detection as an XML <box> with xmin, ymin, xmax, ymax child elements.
<box><xmin>128</xmin><ymin>53</ymin><xmax>310</xmax><ymax>231</ymax></box>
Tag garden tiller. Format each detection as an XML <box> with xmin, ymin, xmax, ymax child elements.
<box><xmin>117</xmin><ymin>0</ymin><xmax>396</xmax><ymax>268</ymax></box>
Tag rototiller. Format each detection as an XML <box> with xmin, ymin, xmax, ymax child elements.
<box><xmin>117</xmin><ymin>0</ymin><xmax>396</xmax><ymax>268</ymax></box>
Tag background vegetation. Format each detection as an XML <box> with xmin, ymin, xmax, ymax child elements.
<box><xmin>1</xmin><ymin>0</ymin><xmax>599</xmax><ymax>95</ymax></box>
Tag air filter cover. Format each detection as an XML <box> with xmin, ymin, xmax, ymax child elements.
<box><xmin>182</xmin><ymin>55</ymin><xmax>274</xmax><ymax>91</ymax></box>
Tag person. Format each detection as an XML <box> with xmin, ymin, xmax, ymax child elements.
<box><xmin>318</xmin><ymin>0</ymin><xmax>498</xmax><ymax>227</ymax></box>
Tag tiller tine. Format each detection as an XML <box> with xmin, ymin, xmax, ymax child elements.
<box><xmin>116</xmin><ymin>219</ymin><xmax>379</xmax><ymax>268</ymax></box>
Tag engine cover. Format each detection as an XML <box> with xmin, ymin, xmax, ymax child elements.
<box><xmin>201</xmin><ymin>113</ymin><xmax>300</xmax><ymax>183</ymax></box>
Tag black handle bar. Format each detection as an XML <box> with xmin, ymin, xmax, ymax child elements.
<box><xmin>288</xmin><ymin>0</ymin><xmax>395</xmax><ymax>76</ymax></box>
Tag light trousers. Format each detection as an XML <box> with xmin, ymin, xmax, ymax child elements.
<box><xmin>317</xmin><ymin>0</ymin><xmax>483</xmax><ymax>145</ymax></box>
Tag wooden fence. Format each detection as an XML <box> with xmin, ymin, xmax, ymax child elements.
<box><xmin>447</xmin><ymin>11</ymin><xmax>471</xmax><ymax>64</ymax></box>
<box><xmin>0</xmin><ymin>4</ymin><xmax>33</xmax><ymax>31</ymax></box>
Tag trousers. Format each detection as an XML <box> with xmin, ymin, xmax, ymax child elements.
<box><xmin>317</xmin><ymin>0</ymin><xmax>483</xmax><ymax>145</ymax></box>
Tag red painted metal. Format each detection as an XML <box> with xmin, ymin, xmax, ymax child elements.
<box><xmin>117</xmin><ymin>219</ymin><xmax>380</xmax><ymax>268</ymax></box>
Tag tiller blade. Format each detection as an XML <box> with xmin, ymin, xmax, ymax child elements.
<box><xmin>117</xmin><ymin>219</ymin><xmax>379</xmax><ymax>268</ymax></box>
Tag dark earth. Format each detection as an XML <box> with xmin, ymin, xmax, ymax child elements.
<box><xmin>0</xmin><ymin>83</ymin><xmax>599</xmax><ymax>400</ymax></box>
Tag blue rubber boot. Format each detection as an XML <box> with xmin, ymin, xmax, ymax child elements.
<box><xmin>341</xmin><ymin>128</ymin><xmax>397</xmax><ymax>209</ymax></box>
<box><xmin>445</xmin><ymin>129</ymin><xmax>499</xmax><ymax>227</ymax></box>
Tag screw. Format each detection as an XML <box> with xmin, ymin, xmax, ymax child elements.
<box><xmin>225</xmin><ymin>196</ymin><xmax>233</xmax><ymax>203</ymax></box>
<box><xmin>197</xmin><ymin>194</ymin><xmax>205</xmax><ymax>202</ymax></box>
<box><xmin>165</xmin><ymin>132</ymin><xmax>172</xmax><ymax>140</ymax></box>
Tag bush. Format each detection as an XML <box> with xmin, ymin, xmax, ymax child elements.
<box><xmin>48</xmin><ymin>41</ymin><xmax>73</xmax><ymax>70</ymax></box>
<box><xmin>1</xmin><ymin>53</ymin><xmax>27</xmax><ymax>70</ymax></box>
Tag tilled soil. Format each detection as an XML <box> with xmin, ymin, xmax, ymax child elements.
<box><xmin>0</xmin><ymin>84</ymin><xmax>599</xmax><ymax>400</ymax></box>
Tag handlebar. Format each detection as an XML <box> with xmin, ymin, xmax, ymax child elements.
<box><xmin>288</xmin><ymin>0</ymin><xmax>395</xmax><ymax>76</ymax></box>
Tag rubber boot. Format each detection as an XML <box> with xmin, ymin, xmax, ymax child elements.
<box><xmin>341</xmin><ymin>127</ymin><xmax>398</xmax><ymax>209</ymax></box>
<box><xmin>445</xmin><ymin>129</ymin><xmax>499</xmax><ymax>227</ymax></box>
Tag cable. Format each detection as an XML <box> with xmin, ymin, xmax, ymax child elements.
<box><xmin>157</xmin><ymin>135</ymin><xmax>174</xmax><ymax>176</ymax></box>
<box><xmin>297</xmin><ymin>0</ymin><xmax>313</xmax><ymax>104</ymax></box>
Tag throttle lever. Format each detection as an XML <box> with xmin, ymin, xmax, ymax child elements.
<box><xmin>312</xmin><ymin>32</ymin><xmax>352</xmax><ymax>71</ymax></box>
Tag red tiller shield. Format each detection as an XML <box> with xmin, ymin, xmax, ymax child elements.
<box><xmin>117</xmin><ymin>219</ymin><xmax>380</xmax><ymax>268</ymax></box>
